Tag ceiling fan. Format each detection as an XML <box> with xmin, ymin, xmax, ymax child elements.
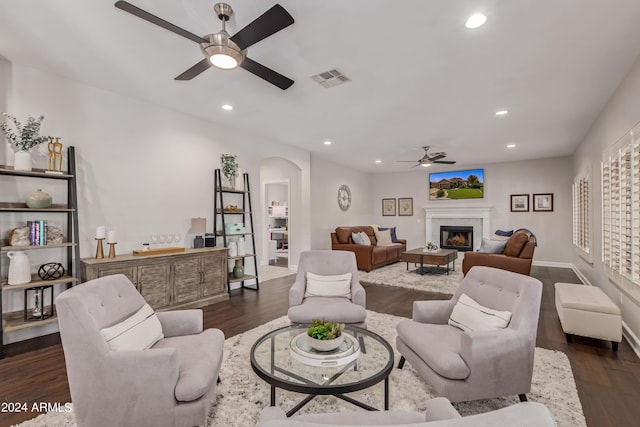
<box><xmin>397</xmin><ymin>146</ymin><xmax>457</xmax><ymax>168</ymax></box>
<box><xmin>114</xmin><ymin>1</ymin><xmax>295</xmax><ymax>89</ymax></box>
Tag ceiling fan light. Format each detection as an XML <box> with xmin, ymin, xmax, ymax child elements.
<box><xmin>210</xmin><ymin>53</ymin><xmax>238</xmax><ymax>69</ymax></box>
<box><xmin>421</xmin><ymin>163</ymin><xmax>431</xmax><ymax>168</ymax></box>
<box><xmin>201</xmin><ymin>32</ymin><xmax>245</xmax><ymax>70</ymax></box>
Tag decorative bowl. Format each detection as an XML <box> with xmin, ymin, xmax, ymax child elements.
<box><xmin>305</xmin><ymin>334</ymin><xmax>345</xmax><ymax>352</ymax></box>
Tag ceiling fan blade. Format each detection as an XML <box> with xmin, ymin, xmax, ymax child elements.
<box><xmin>175</xmin><ymin>58</ymin><xmax>211</xmax><ymax>80</ymax></box>
<box><xmin>230</xmin><ymin>4</ymin><xmax>294</xmax><ymax>50</ymax></box>
<box><xmin>433</xmin><ymin>160</ymin><xmax>457</xmax><ymax>164</ymax></box>
<box><xmin>396</xmin><ymin>160</ymin><xmax>419</xmax><ymax>163</ymax></box>
<box><xmin>115</xmin><ymin>1</ymin><xmax>207</xmax><ymax>44</ymax></box>
<box><xmin>428</xmin><ymin>154</ymin><xmax>446</xmax><ymax>161</ymax></box>
<box><xmin>239</xmin><ymin>57</ymin><xmax>294</xmax><ymax>90</ymax></box>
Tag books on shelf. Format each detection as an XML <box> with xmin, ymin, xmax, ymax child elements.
<box><xmin>27</xmin><ymin>220</ymin><xmax>48</xmax><ymax>246</ymax></box>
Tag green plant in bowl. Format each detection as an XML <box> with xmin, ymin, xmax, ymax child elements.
<box><xmin>306</xmin><ymin>319</ymin><xmax>346</xmax><ymax>352</ymax></box>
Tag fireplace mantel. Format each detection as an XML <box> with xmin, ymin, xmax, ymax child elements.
<box><xmin>424</xmin><ymin>207</ymin><xmax>492</xmax><ymax>250</ymax></box>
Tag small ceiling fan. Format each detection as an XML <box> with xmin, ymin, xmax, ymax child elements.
<box><xmin>397</xmin><ymin>146</ymin><xmax>457</xmax><ymax>168</ymax></box>
<box><xmin>114</xmin><ymin>1</ymin><xmax>295</xmax><ymax>89</ymax></box>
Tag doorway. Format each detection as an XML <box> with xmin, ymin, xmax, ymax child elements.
<box><xmin>265</xmin><ymin>181</ymin><xmax>289</xmax><ymax>268</ymax></box>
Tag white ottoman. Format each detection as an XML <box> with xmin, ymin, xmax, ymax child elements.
<box><xmin>554</xmin><ymin>282</ymin><xmax>622</xmax><ymax>351</ymax></box>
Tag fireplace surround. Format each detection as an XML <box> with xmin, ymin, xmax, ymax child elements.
<box><xmin>424</xmin><ymin>207</ymin><xmax>491</xmax><ymax>251</ymax></box>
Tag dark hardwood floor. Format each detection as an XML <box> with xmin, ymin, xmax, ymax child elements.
<box><xmin>1</xmin><ymin>266</ymin><xmax>639</xmax><ymax>426</ymax></box>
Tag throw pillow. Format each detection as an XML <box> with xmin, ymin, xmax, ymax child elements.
<box><xmin>100</xmin><ymin>303</ymin><xmax>164</xmax><ymax>351</ymax></box>
<box><xmin>305</xmin><ymin>272</ymin><xmax>352</xmax><ymax>298</ymax></box>
<box><xmin>448</xmin><ymin>294</ymin><xmax>512</xmax><ymax>332</ymax></box>
<box><xmin>374</xmin><ymin>228</ymin><xmax>393</xmax><ymax>246</ymax></box>
<box><xmin>478</xmin><ymin>237</ymin><xmax>507</xmax><ymax>254</ymax></box>
<box><xmin>504</xmin><ymin>231</ymin><xmax>530</xmax><ymax>257</ymax></box>
<box><xmin>378</xmin><ymin>227</ymin><xmax>399</xmax><ymax>243</ymax></box>
<box><xmin>352</xmin><ymin>231</ymin><xmax>371</xmax><ymax>245</ymax></box>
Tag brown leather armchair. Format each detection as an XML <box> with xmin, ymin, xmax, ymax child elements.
<box><xmin>462</xmin><ymin>231</ymin><xmax>536</xmax><ymax>276</ymax></box>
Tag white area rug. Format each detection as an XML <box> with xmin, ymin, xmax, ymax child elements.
<box><xmin>15</xmin><ymin>311</ymin><xmax>585</xmax><ymax>427</ymax></box>
<box><xmin>359</xmin><ymin>260</ymin><xmax>464</xmax><ymax>296</ymax></box>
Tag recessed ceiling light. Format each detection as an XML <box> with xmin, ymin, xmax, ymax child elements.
<box><xmin>495</xmin><ymin>110</ymin><xmax>509</xmax><ymax>116</ymax></box>
<box><xmin>507</xmin><ymin>144</ymin><xmax>516</xmax><ymax>148</ymax></box>
<box><xmin>375</xmin><ymin>160</ymin><xmax>382</xmax><ymax>164</ymax></box>
<box><xmin>465</xmin><ymin>13</ymin><xmax>487</xmax><ymax>29</ymax></box>
<box><xmin>221</xmin><ymin>104</ymin><xmax>233</xmax><ymax>111</ymax></box>
<box><xmin>323</xmin><ymin>140</ymin><xmax>332</xmax><ymax>145</ymax></box>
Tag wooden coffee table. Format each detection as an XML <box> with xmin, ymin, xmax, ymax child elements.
<box><xmin>400</xmin><ymin>248</ymin><xmax>458</xmax><ymax>275</ymax></box>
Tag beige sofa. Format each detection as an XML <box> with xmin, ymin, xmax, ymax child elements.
<box><xmin>331</xmin><ymin>226</ymin><xmax>406</xmax><ymax>271</ymax></box>
<box><xmin>258</xmin><ymin>398</ymin><xmax>557</xmax><ymax>426</ymax></box>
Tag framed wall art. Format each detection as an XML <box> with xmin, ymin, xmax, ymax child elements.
<box><xmin>398</xmin><ymin>197</ymin><xmax>413</xmax><ymax>216</ymax></box>
<box><xmin>533</xmin><ymin>193</ymin><xmax>554</xmax><ymax>212</ymax></box>
<box><xmin>382</xmin><ymin>198</ymin><xmax>396</xmax><ymax>216</ymax></box>
<box><xmin>510</xmin><ymin>194</ymin><xmax>529</xmax><ymax>212</ymax></box>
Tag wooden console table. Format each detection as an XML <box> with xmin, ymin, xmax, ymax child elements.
<box><xmin>81</xmin><ymin>247</ymin><xmax>229</xmax><ymax>310</ymax></box>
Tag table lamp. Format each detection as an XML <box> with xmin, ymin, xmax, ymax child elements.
<box><xmin>191</xmin><ymin>217</ymin><xmax>206</xmax><ymax>248</ymax></box>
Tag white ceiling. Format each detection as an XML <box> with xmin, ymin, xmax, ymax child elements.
<box><xmin>2</xmin><ymin>0</ymin><xmax>640</xmax><ymax>173</ymax></box>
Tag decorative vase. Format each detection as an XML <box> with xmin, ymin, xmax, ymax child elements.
<box><xmin>25</xmin><ymin>189</ymin><xmax>53</xmax><ymax>208</ymax></box>
<box><xmin>14</xmin><ymin>150</ymin><xmax>32</xmax><ymax>171</ymax></box>
<box><xmin>228</xmin><ymin>241</ymin><xmax>238</xmax><ymax>257</ymax></box>
<box><xmin>237</xmin><ymin>237</ymin><xmax>246</xmax><ymax>256</ymax></box>
<box><xmin>233</xmin><ymin>259</ymin><xmax>244</xmax><ymax>278</ymax></box>
<box><xmin>305</xmin><ymin>334</ymin><xmax>345</xmax><ymax>352</ymax></box>
<box><xmin>7</xmin><ymin>251</ymin><xmax>31</xmax><ymax>285</ymax></box>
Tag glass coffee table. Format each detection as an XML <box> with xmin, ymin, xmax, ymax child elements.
<box><xmin>250</xmin><ymin>324</ymin><xmax>394</xmax><ymax>417</ymax></box>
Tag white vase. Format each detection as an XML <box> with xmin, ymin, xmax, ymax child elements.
<box><xmin>7</xmin><ymin>251</ymin><xmax>31</xmax><ymax>285</ymax></box>
<box><xmin>228</xmin><ymin>241</ymin><xmax>238</xmax><ymax>257</ymax></box>
<box><xmin>13</xmin><ymin>150</ymin><xmax>32</xmax><ymax>171</ymax></box>
<box><xmin>237</xmin><ymin>237</ymin><xmax>246</xmax><ymax>256</ymax></box>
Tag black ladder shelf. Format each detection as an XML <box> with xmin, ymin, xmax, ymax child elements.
<box><xmin>213</xmin><ymin>169</ymin><xmax>259</xmax><ymax>292</ymax></box>
<box><xmin>0</xmin><ymin>146</ymin><xmax>81</xmax><ymax>359</ymax></box>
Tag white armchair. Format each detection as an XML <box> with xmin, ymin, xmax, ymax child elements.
<box><xmin>56</xmin><ymin>274</ymin><xmax>225</xmax><ymax>427</ymax></box>
<box><xmin>288</xmin><ymin>250</ymin><xmax>366</xmax><ymax>327</ymax></box>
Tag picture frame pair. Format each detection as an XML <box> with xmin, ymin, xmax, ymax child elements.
<box><xmin>382</xmin><ymin>198</ymin><xmax>413</xmax><ymax>216</ymax></box>
<box><xmin>510</xmin><ymin>193</ymin><xmax>553</xmax><ymax>212</ymax></box>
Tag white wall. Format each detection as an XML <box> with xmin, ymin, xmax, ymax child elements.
<box><xmin>572</xmin><ymin>54</ymin><xmax>640</xmax><ymax>352</ymax></box>
<box><xmin>0</xmin><ymin>63</ymin><xmax>311</xmax><ymax>343</ymax></box>
<box><xmin>310</xmin><ymin>155</ymin><xmax>374</xmax><ymax>249</ymax></box>
<box><xmin>371</xmin><ymin>157</ymin><xmax>574</xmax><ymax>264</ymax></box>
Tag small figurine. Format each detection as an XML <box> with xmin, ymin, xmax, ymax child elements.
<box><xmin>47</xmin><ymin>137</ymin><xmax>63</xmax><ymax>173</ymax></box>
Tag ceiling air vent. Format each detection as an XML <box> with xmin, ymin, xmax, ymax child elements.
<box><xmin>310</xmin><ymin>68</ymin><xmax>351</xmax><ymax>88</ymax></box>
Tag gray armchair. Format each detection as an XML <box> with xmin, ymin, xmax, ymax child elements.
<box><xmin>396</xmin><ymin>266</ymin><xmax>542</xmax><ymax>403</ymax></box>
<box><xmin>288</xmin><ymin>250</ymin><xmax>366</xmax><ymax>327</ymax></box>
<box><xmin>56</xmin><ymin>274</ymin><xmax>225</xmax><ymax>427</ymax></box>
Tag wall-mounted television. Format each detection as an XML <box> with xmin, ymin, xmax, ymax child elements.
<box><xmin>429</xmin><ymin>168</ymin><xmax>484</xmax><ymax>200</ymax></box>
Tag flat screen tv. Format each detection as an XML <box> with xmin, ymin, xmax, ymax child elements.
<box><xmin>429</xmin><ymin>168</ymin><xmax>484</xmax><ymax>200</ymax></box>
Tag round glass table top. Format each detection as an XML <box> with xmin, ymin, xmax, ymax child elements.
<box><xmin>250</xmin><ymin>324</ymin><xmax>394</xmax><ymax>395</ymax></box>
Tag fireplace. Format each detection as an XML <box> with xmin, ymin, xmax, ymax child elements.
<box><xmin>440</xmin><ymin>226</ymin><xmax>474</xmax><ymax>251</ymax></box>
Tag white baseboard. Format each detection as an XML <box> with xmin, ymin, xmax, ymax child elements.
<box><xmin>532</xmin><ymin>260</ymin><xmax>573</xmax><ymax>268</ymax></box>
<box><xmin>570</xmin><ymin>264</ymin><xmax>640</xmax><ymax>360</ymax></box>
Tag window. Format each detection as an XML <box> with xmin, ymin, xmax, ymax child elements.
<box><xmin>602</xmin><ymin>122</ymin><xmax>640</xmax><ymax>286</ymax></box>
<box><xmin>572</xmin><ymin>171</ymin><xmax>590</xmax><ymax>258</ymax></box>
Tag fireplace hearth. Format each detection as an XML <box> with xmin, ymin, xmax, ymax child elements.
<box><xmin>440</xmin><ymin>226</ymin><xmax>474</xmax><ymax>251</ymax></box>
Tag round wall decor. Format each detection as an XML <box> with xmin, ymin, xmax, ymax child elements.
<box><xmin>337</xmin><ymin>184</ymin><xmax>352</xmax><ymax>211</ymax></box>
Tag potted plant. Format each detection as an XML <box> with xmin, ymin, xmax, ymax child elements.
<box><xmin>425</xmin><ymin>242</ymin><xmax>439</xmax><ymax>253</ymax></box>
<box><xmin>1</xmin><ymin>113</ymin><xmax>50</xmax><ymax>171</ymax></box>
<box><xmin>306</xmin><ymin>318</ymin><xmax>346</xmax><ymax>352</ymax></box>
<box><xmin>220</xmin><ymin>154</ymin><xmax>238</xmax><ymax>190</ymax></box>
